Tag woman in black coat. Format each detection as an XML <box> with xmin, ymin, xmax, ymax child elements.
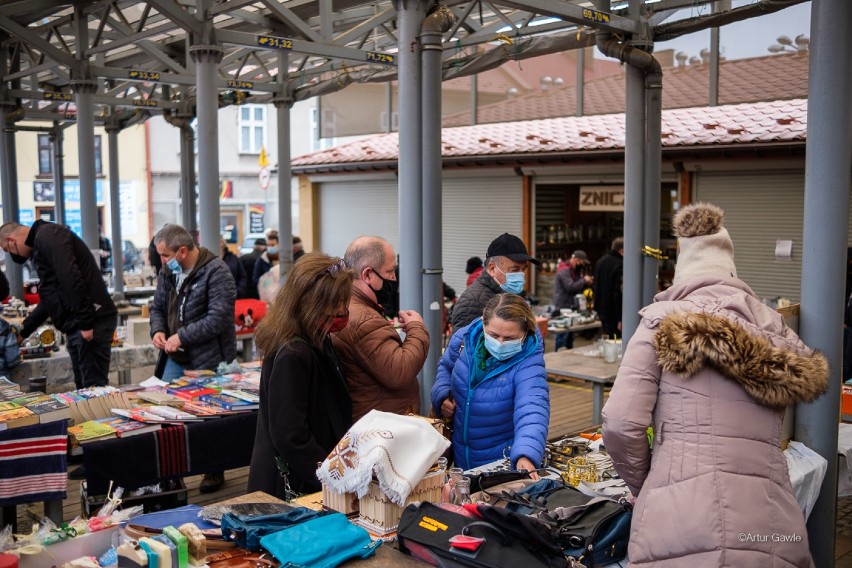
<box><xmin>247</xmin><ymin>253</ymin><xmax>353</xmax><ymax>498</ymax></box>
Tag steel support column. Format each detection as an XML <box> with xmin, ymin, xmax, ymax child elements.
<box><xmin>73</xmin><ymin>81</ymin><xmax>99</xmax><ymax>249</ymax></box>
<box><xmin>420</xmin><ymin>5</ymin><xmax>454</xmax><ymax>415</ymax></box>
<box><xmin>641</xmin><ymin>69</ymin><xmax>662</xmax><ymax>306</ymax></box>
<box><xmin>178</xmin><ymin>106</ymin><xmax>197</xmax><ymax>232</ymax></box>
<box><xmin>0</xmin><ymin>105</ymin><xmax>22</xmax><ymax>297</ymax></box>
<box><xmin>190</xmin><ymin>45</ymin><xmax>224</xmax><ymax>253</ymax></box>
<box><xmin>576</xmin><ymin>48</ymin><xmax>585</xmax><ymax>117</ymax></box>
<box><xmin>397</xmin><ymin>0</ymin><xmax>427</xmax><ymax>316</ymax></box>
<box><xmin>795</xmin><ymin>0</ymin><xmax>852</xmax><ymax>564</ymax></box>
<box><xmin>106</xmin><ymin>123</ymin><xmax>124</xmax><ymax>298</ymax></box>
<box><xmin>621</xmin><ymin>64</ymin><xmax>645</xmax><ymax>345</ymax></box>
<box><xmin>50</xmin><ymin>122</ymin><xmax>66</xmax><ymax>226</ymax></box>
<box><xmin>274</xmin><ymin>51</ymin><xmax>294</xmax><ymax>283</ymax></box>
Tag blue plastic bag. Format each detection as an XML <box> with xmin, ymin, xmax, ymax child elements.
<box><xmin>220</xmin><ymin>508</ymin><xmax>328</xmax><ymax>551</ymax></box>
<box><xmin>260</xmin><ymin>513</ymin><xmax>381</xmax><ymax>568</ymax></box>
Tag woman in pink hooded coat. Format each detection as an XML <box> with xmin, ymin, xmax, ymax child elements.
<box><xmin>602</xmin><ymin>203</ymin><xmax>829</xmax><ymax>567</ymax></box>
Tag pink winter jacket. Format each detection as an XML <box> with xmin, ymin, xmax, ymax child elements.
<box><xmin>602</xmin><ymin>276</ymin><xmax>829</xmax><ymax>568</ymax></box>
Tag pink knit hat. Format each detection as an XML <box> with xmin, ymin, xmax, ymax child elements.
<box><xmin>672</xmin><ymin>202</ymin><xmax>737</xmax><ymax>285</ymax></box>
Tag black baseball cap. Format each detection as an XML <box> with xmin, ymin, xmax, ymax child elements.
<box><xmin>486</xmin><ymin>233</ymin><xmax>540</xmax><ymax>265</ymax></box>
<box><xmin>571</xmin><ymin>250</ymin><xmax>590</xmax><ymax>263</ymax></box>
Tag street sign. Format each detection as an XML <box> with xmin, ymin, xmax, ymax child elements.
<box><xmin>259</xmin><ymin>167</ymin><xmax>271</xmax><ymax>190</ymax></box>
<box><xmin>258</xmin><ymin>146</ymin><xmax>269</xmax><ymax>168</ymax></box>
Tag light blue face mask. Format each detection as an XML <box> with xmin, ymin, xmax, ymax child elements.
<box><xmin>497</xmin><ymin>268</ymin><xmax>525</xmax><ymax>294</ymax></box>
<box><xmin>267</xmin><ymin>246</ymin><xmax>279</xmax><ymax>256</ymax></box>
<box><xmin>484</xmin><ymin>334</ymin><xmax>524</xmax><ymax>361</ymax></box>
<box><xmin>166</xmin><ymin>257</ymin><xmax>182</xmax><ymax>274</ymax></box>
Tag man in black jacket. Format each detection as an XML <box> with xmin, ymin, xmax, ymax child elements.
<box><xmin>451</xmin><ymin>233</ymin><xmax>539</xmax><ymax>330</ymax></box>
<box><xmin>239</xmin><ymin>237</ymin><xmax>265</xmax><ymax>299</ymax></box>
<box><xmin>0</xmin><ymin>220</ymin><xmax>117</xmax><ymax>388</ymax></box>
<box><xmin>150</xmin><ymin>224</ymin><xmax>236</xmax><ymax>494</ymax></box>
<box><xmin>593</xmin><ymin>237</ymin><xmax>624</xmax><ymax>338</ymax></box>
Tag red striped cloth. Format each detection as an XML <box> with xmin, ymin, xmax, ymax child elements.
<box><xmin>155</xmin><ymin>424</ymin><xmax>189</xmax><ymax>478</ymax></box>
<box><xmin>0</xmin><ymin>421</ymin><xmax>68</xmax><ymax>505</ymax></box>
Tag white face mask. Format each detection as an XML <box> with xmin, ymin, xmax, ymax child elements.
<box><xmin>484</xmin><ymin>334</ymin><xmax>524</xmax><ymax>361</ymax></box>
<box><xmin>496</xmin><ymin>267</ymin><xmax>525</xmax><ymax>294</ymax></box>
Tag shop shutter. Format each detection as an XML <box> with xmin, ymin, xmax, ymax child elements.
<box><xmin>694</xmin><ymin>171</ymin><xmax>806</xmax><ymax>302</ymax></box>
<box><xmin>318</xmin><ymin>179</ymin><xmax>399</xmax><ymax>257</ymax></box>
<box><xmin>441</xmin><ymin>176</ymin><xmax>522</xmax><ymax>295</ymax></box>
<box><xmin>319</xmin><ymin>174</ymin><xmax>522</xmax><ymax>296</ymax></box>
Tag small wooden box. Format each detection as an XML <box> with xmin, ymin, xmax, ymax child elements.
<box><xmin>356</xmin><ymin>469</ymin><xmax>445</xmax><ymax>535</ymax></box>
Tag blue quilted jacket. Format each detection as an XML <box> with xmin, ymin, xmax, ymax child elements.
<box><xmin>431</xmin><ymin>318</ymin><xmax>550</xmax><ymax>470</ymax></box>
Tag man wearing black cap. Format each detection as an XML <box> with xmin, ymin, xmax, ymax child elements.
<box><xmin>451</xmin><ymin>233</ymin><xmax>539</xmax><ymax>330</ymax></box>
<box><xmin>553</xmin><ymin>250</ymin><xmax>594</xmax><ymax>350</ymax></box>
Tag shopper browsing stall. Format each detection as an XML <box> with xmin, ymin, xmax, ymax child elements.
<box><xmin>602</xmin><ymin>203</ymin><xmax>828</xmax><ymax>567</ymax></box>
<box><xmin>248</xmin><ymin>253</ymin><xmax>353</xmax><ymax>498</ymax></box>
<box><xmin>432</xmin><ymin>294</ymin><xmax>549</xmax><ymax>473</ymax></box>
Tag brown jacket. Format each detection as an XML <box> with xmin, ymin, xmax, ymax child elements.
<box><xmin>602</xmin><ymin>276</ymin><xmax>828</xmax><ymax>568</ymax></box>
<box><xmin>332</xmin><ymin>287</ymin><xmax>429</xmax><ymax>422</ymax></box>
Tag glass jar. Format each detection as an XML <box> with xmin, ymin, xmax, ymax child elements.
<box><xmin>557</xmin><ymin>224</ymin><xmax>566</xmax><ymax>243</ymax></box>
<box><xmin>453</xmin><ymin>476</ymin><xmax>473</xmax><ymax>505</ymax></box>
<box><xmin>564</xmin><ymin>456</ymin><xmax>598</xmax><ymax>487</ymax></box>
<box><xmin>548</xmin><ymin>225</ymin><xmax>557</xmax><ymax>244</ymax></box>
<box><xmin>442</xmin><ymin>467</ymin><xmax>464</xmax><ymax>503</ymax></box>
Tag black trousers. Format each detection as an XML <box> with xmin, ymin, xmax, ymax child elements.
<box><xmin>66</xmin><ymin>316</ymin><xmax>117</xmax><ymax>389</ymax></box>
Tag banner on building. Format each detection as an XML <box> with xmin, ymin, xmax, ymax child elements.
<box><xmin>249</xmin><ymin>205</ymin><xmax>265</xmax><ymax>233</ymax></box>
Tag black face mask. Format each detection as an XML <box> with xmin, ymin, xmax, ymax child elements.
<box><xmin>369</xmin><ymin>270</ymin><xmax>397</xmax><ymax>308</ymax></box>
<box><xmin>8</xmin><ymin>242</ymin><xmax>27</xmax><ymax>265</ymax></box>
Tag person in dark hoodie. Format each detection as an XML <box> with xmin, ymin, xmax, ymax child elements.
<box><xmin>220</xmin><ymin>237</ymin><xmax>249</xmax><ymax>298</ymax></box>
<box><xmin>0</xmin><ymin>220</ymin><xmax>117</xmax><ymax>388</ymax></box>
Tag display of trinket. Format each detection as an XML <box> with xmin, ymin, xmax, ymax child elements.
<box><xmin>20</xmin><ymin>324</ymin><xmax>59</xmax><ymax>359</ymax></box>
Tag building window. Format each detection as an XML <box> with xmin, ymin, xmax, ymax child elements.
<box><xmin>94</xmin><ymin>135</ymin><xmax>103</xmax><ymax>174</ymax></box>
<box><xmin>238</xmin><ymin>104</ymin><xmax>266</xmax><ymax>154</ymax></box>
<box><xmin>38</xmin><ymin>134</ymin><xmax>53</xmax><ymax>175</ymax></box>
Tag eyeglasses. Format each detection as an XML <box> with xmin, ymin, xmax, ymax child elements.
<box><xmin>316</xmin><ymin>259</ymin><xmax>347</xmax><ymax>281</ymax></box>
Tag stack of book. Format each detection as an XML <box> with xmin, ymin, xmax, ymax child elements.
<box><xmin>0</xmin><ymin>378</ymin><xmax>72</xmax><ymax>430</ymax></box>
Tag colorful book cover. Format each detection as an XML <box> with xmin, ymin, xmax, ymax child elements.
<box><xmin>112</xmin><ymin>408</ymin><xmax>167</xmax><ymax>423</ymax></box>
<box><xmin>198</xmin><ymin>393</ymin><xmax>258</xmax><ymax>411</ymax></box>
<box><xmin>24</xmin><ymin>396</ymin><xmax>71</xmax><ymax>423</ymax></box>
<box><xmin>143</xmin><ymin>405</ymin><xmax>202</xmax><ymax>421</ymax></box>
<box><xmin>0</xmin><ymin>405</ymin><xmax>39</xmax><ymax>428</ymax></box>
<box><xmin>68</xmin><ymin>419</ymin><xmax>117</xmax><ymax>443</ymax></box>
<box><xmin>166</xmin><ymin>385</ymin><xmax>220</xmax><ymax>401</ymax></box>
<box><xmin>95</xmin><ymin>416</ymin><xmax>160</xmax><ymax>437</ymax></box>
<box><xmin>180</xmin><ymin>401</ymin><xmax>231</xmax><ymax>416</ymax></box>
<box><xmin>137</xmin><ymin>391</ymin><xmax>185</xmax><ymax>407</ymax></box>
<box><xmin>220</xmin><ymin>389</ymin><xmax>260</xmax><ymax>404</ymax></box>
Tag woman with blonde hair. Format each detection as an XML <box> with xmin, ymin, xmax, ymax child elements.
<box><xmin>432</xmin><ymin>293</ymin><xmax>549</xmax><ymax>473</ymax></box>
<box><xmin>248</xmin><ymin>253</ymin><xmax>353</xmax><ymax>498</ymax></box>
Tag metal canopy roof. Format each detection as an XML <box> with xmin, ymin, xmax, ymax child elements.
<box><xmin>0</xmin><ymin>0</ymin><xmax>805</xmax><ymax>123</ymax></box>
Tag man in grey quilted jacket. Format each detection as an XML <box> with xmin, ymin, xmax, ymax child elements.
<box><xmin>150</xmin><ymin>224</ymin><xmax>237</xmax><ymax>380</ymax></box>
<box><xmin>150</xmin><ymin>223</ymin><xmax>237</xmax><ymax>493</ymax></box>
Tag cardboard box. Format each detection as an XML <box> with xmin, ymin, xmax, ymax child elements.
<box><xmin>80</xmin><ymin>480</ymin><xmax>187</xmax><ymax>519</ymax></box>
<box><xmin>17</xmin><ymin>525</ymin><xmax>119</xmax><ymax>568</ymax></box>
<box><xmin>125</xmin><ymin>317</ymin><xmax>151</xmax><ymax>346</ymax></box>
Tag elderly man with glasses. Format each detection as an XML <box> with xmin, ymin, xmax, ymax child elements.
<box><xmin>331</xmin><ymin>236</ymin><xmax>429</xmax><ymax>422</ymax></box>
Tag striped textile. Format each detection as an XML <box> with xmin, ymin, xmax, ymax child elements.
<box><xmin>155</xmin><ymin>424</ymin><xmax>189</xmax><ymax>479</ymax></box>
<box><xmin>0</xmin><ymin>421</ymin><xmax>68</xmax><ymax>506</ymax></box>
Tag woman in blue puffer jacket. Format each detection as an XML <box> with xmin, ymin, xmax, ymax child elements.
<box><xmin>432</xmin><ymin>294</ymin><xmax>550</xmax><ymax>473</ymax></box>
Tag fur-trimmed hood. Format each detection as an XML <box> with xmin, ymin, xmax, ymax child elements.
<box><xmin>653</xmin><ymin>310</ymin><xmax>829</xmax><ymax>408</ymax></box>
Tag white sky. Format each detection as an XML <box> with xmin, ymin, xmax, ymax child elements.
<box><xmin>602</xmin><ymin>1</ymin><xmax>813</xmax><ymax>61</ymax></box>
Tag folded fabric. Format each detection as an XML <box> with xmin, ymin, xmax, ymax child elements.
<box><xmin>259</xmin><ymin>513</ymin><xmax>380</xmax><ymax>568</ymax></box>
<box><xmin>315</xmin><ymin>410</ymin><xmax>450</xmax><ymax>505</ymax></box>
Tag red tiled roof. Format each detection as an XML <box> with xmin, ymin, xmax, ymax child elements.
<box><xmin>442</xmin><ymin>51</ymin><xmax>809</xmax><ymax>127</ymax></box>
<box><xmin>291</xmin><ymin>98</ymin><xmax>807</xmax><ymax>169</ymax></box>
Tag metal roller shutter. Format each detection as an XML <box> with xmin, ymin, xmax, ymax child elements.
<box><xmin>441</xmin><ymin>176</ymin><xmax>522</xmax><ymax>295</ymax></box>
<box><xmin>318</xmin><ymin>179</ymin><xmax>399</xmax><ymax>257</ymax></box>
<box><xmin>318</xmin><ymin>174</ymin><xmax>521</xmax><ymax>297</ymax></box>
<box><xmin>694</xmin><ymin>171</ymin><xmax>805</xmax><ymax>302</ymax></box>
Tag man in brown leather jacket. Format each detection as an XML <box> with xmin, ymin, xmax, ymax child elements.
<box><xmin>332</xmin><ymin>236</ymin><xmax>430</xmax><ymax>421</ymax></box>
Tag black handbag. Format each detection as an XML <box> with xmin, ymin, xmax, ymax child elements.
<box><xmin>468</xmin><ymin>469</ymin><xmax>532</xmax><ymax>494</ymax></box>
<box><xmin>504</xmin><ymin>479</ymin><xmax>632</xmax><ymax>567</ymax></box>
<box><xmin>398</xmin><ymin>501</ymin><xmax>569</xmax><ymax>568</ymax></box>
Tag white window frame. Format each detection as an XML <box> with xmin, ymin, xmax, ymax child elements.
<box><xmin>238</xmin><ymin>104</ymin><xmax>267</xmax><ymax>155</ymax></box>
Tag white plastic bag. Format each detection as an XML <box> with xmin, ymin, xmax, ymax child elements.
<box><xmin>784</xmin><ymin>440</ymin><xmax>828</xmax><ymax>521</ymax></box>
<box><xmin>257</xmin><ymin>268</ymin><xmax>280</xmax><ymax>304</ymax></box>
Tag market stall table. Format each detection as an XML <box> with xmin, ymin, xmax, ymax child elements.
<box><xmin>82</xmin><ymin>410</ymin><xmax>258</xmax><ymax>496</ymax></box>
<box><xmin>6</xmin><ymin>343</ymin><xmax>157</xmax><ymax>390</ymax></box>
<box><xmin>544</xmin><ymin>346</ymin><xmax>620</xmax><ymax>425</ymax></box>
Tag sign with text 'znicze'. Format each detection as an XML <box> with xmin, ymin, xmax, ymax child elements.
<box><xmin>579</xmin><ymin>186</ymin><xmax>624</xmax><ymax>212</ymax></box>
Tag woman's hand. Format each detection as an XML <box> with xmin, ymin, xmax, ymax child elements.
<box><xmin>516</xmin><ymin>457</ymin><xmax>540</xmax><ymax>480</ymax></box>
<box><xmin>440</xmin><ymin>397</ymin><xmax>456</xmax><ymax>419</ymax></box>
